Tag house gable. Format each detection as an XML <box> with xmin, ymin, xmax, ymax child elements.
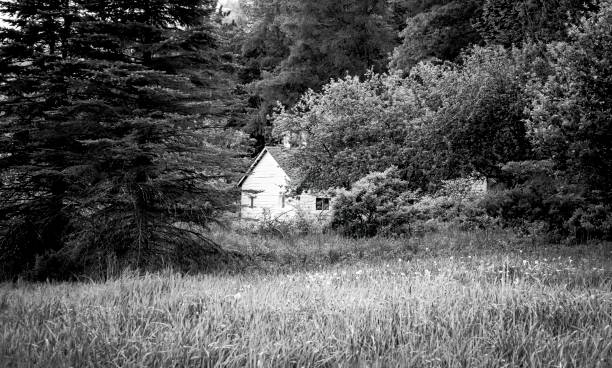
<box><xmin>239</xmin><ymin>146</ymin><xmax>333</xmax><ymax>221</ymax></box>
<box><xmin>239</xmin><ymin>149</ymin><xmax>292</xmax><ymax>220</ymax></box>
<box><xmin>240</xmin><ymin>149</ymin><xmax>290</xmax><ymax>191</ymax></box>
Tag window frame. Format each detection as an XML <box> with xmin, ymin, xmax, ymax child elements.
<box><xmin>316</xmin><ymin>197</ymin><xmax>330</xmax><ymax>211</ymax></box>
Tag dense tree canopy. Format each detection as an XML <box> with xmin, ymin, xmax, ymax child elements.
<box><xmin>238</xmin><ymin>0</ymin><xmax>396</xmax><ymax>144</ymax></box>
<box><xmin>1</xmin><ymin>0</ymin><xmax>611</xmax><ymax>279</ymax></box>
<box><xmin>272</xmin><ymin>72</ymin><xmax>426</xmax><ymax>190</ymax></box>
<box><xmin>272</xmin><ymin>0</ymin><xmax>612</xmax><ymax>240</ymax></box>
<box><xmin>272</xmin><ymin>46</ymin><xmax>535</xmax><ymax>190</ymax></box>
<box><xmin>410</xmin><ymin>45</ymin><xmax>534</xmax><ymax>181</ymax></box>
<box><xmin>476</xmin><ymin>0</ymin><xmax>593</xmax><ymax>46</ymax></box>
<box><xmin>389</xmin><ymin>0</ymin><xmax>483</xmax><ymax>72</ymax></box>
<box><xmin>0</xmin><ymin>0</ymin><xmax>248</xmax><ymax>279</ymax></box>
<box><xmin>526</xmin><ymin>1</ymin><xmax>612</xmax><ymax>200</ymax></box>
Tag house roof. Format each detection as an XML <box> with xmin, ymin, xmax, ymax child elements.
<box><xmin>265</xmin><ymin>146</ymin><xmax>302</xmax><ymax>180</ymax></box>
<box><xmin>238</xmin><ymin>146</ymin><xmax>301</xmax><ymax>187</ymax></box>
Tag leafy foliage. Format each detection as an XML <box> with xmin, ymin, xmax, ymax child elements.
<box><xmin>408</xmin><ymin>178</ymin><xmax>495</xmax><ymax>232</ymax></box>
<box><xmin>274</xmin><ymin>46</ymin><xmax>535</xmax><ymax>190</ymax></box>
<box><xmin>331</xmin><ymin>168</ymin><xmax>417</xmax><ymax>237</ymax></box>
<box><xmin>476</xmin><ymin>0</ymin><xmax>593</xmax><ymax>46</ymax></box>
<box><xmin>273</xmin><ymin>1</ymin><xmax>612</xmax><ymax>241</ymax></box>
<box><xmin>480</xmin><ymin>160</ymin><xmax>612</xmax><ymax>241</ymax></box>
<box><xmin>273</xmin><ymin>72</ymin><xmax>425</xmax><ymax>189</ymax></box>
<box><xmin>409</xmin><ymin>45</ymin><xmax>534</xmax><ymax>181</ymax></box>
<box><xmin>470</xmin><ymin>0</ymin><xmax>612</xmax><ymax>241</ymax></box>
<box><xmin>331</xmin><ymin>170</ymin><xmax>493</xmax><ymax>237</ymax></box>
<box><xmin>526</xmin><ymin>1</ymin><xmax>612</xmax><ymax>202</ymax></box>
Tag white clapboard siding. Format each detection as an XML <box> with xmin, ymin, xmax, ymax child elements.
<box><xmin>293</xmin><ymin>193</ymin><xmax>332</xmax><ymax>220</ymax></box>
<box><xmin>240</xmin><ymin>150</ymin><xmax>293</xmax><ymax>220</ymax></box>
<box><xmin>239</xmin><ymin>148</ymin><xmax>332</xmax><ymax>221</ymax></box>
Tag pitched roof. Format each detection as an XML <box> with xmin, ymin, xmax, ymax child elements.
<box><xmin>264</xmin><ymin>146</ymin><xmax>302</xmax><ymax>180</ymax></box>
<box><xmin>238</xmin><ymin>146</ymin><xmax>301</xmax><ymax>187</ymax></box>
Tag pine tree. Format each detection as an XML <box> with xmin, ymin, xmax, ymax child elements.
<box><xmin>476</xmin><ymin>0</ymin><xmax>593</xmax><ymax>46</ymax></box>
<box><xmin>241</xmin><ymin>0</ymin><xmax>395</xmax><ymax>144</ymax></box>
<box><xmin>389</xmin><ymin>0</ymin><xmax>483</xmax><ymax>73</ymax></box>
<box><xmin>0</xmin><ymin>0</ymin><xmax>248</xmax><ymax>280</ymax></box>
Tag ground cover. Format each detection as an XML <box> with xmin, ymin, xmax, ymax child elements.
<box><xmin>1</xmin><ymin>230</ymin><xmax>611</xmax><ymax>367</ymax></box>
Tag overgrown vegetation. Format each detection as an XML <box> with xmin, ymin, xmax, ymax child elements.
<box><xmin>1</xmin><ymin>0</ymin><xmax>611</xmax><ymax>280</ymax></box>
<box><xmin>329</xmin><ymin>170</ymin><xmax>495</xmax><ymax>238</ymax></box>
<box><xmin>1</xmin><ymin>0</ymin><xmax>610</xmax><ymax>365</ymax></box>
<box><xmin>273</xmin><ymin>1</ymin><xmax>612</xmax><ymax>243</ymax></box>
<box><xmin>1</xmin><ymin>232</ymin><xmax>611</xmax><ymax>367</ymax></box>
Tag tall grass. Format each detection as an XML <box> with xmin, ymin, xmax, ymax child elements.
<box><xmin>1</xmin><ymin>230</ymin><xmax>611</xmax><ymax>367</ymax></box>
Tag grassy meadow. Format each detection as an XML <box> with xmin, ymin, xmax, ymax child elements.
<box><xmin>1</xmin><ymin>228</ymin><xmax>612</xmax><ymax>367</ymax></box>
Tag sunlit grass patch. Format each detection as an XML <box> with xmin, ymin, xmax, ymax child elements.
<box><xmin>1</xmin><ymin>237</ymin><xmax>611</xmax><ymax>367</ymax></box>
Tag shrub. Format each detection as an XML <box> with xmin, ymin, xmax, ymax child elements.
<box><xmin>480</xmin><ymin>161</ymin><xmax>612</xmax><ymax>241</ymax></box>
<box><xmin>331</xmin><ymin>168</ymin><xmax>417</xmax><ymax>237</ymax></box>
<box><xmin>409</xmin><ymin>178</ymin><xmax>496</xmax><ymax>232</ymax></box>
<box><xmin>236</xmin><ymin>208</ymin><xmax>329</xmax><ymax>238</ymax></box>
<box><xmin>480</xmin><ymin>186</ymin><xmax>547</xmax><ymax>225</ymax></box>
<box><xmin>566</xmin><ymin>204</ymin><xmax>612</xmax><ymax>242</ymax></box>
<box><xmin>332</xmin><ymin>172</ymin><xmax>499</xmax><ymax>237</ymax></box>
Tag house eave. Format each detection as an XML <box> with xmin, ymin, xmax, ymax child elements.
<box><xmin>237</xmin><ymin>147</ymin><xmax>270</xmax><ymax>187</ymax></box>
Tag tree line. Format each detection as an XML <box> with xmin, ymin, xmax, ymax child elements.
<box><xmin>235</xmin><ymin>0</ymin><xmax>594</xmax><ymax>144</ymax></box>
<box><xmin>0</xmin><ymin>0</ymin><xmax>609</xmax><ymax>279</ymax></box>
<box><xmin>273</xmin><ymin>0</ymin><xmax>611</xmax><ymax>240</ymax></box>
<box><xmin>0</xmin><ymin>0</ymin><xmax>249</xmax><ymax>280</ymax></box>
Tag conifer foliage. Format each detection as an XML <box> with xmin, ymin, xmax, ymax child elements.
<box><xmin>0</xmin><ymin>0</ymin><xmax>247</xmax><ymax>280</ymax></box>
<box><xmin>476</xmin><ymin>0</ymin><xmax>592</xmax><ymax>46</ymax></box>
<box><xmin>241</xmin><ymin>0</ymin><xmax>396</xmax><ymax>143</ymax></box>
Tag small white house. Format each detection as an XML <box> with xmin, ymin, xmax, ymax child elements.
<box><xmin>238</xmin><ymin>146</ymin><xmax>332</xmax><ymax>221</ymax></box>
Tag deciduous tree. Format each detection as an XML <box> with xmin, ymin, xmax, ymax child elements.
<box><xmin>526</xmin><ymin>0</ymin><xmax>612</xmax><ymax>201</ymax></box>
<box><xmin>476</xmin><ymin>0</ymin><xmax>593</xmax><ymax>46</ymax></box>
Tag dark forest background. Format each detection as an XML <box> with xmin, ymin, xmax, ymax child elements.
<box><xmin>1</xmin><ymin>0</ymin><xmax>610</xmax><ymax>280</ymax></box>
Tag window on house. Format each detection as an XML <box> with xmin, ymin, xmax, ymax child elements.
<box><xmin>249</xmin><ymin>197</ymin><xmax>254</xmax><ymax>208</ymax></box>
<box><xmin>316</xmin><ymin>197</ymin><xmax>330</xmax><ymax>211</ymax></box>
